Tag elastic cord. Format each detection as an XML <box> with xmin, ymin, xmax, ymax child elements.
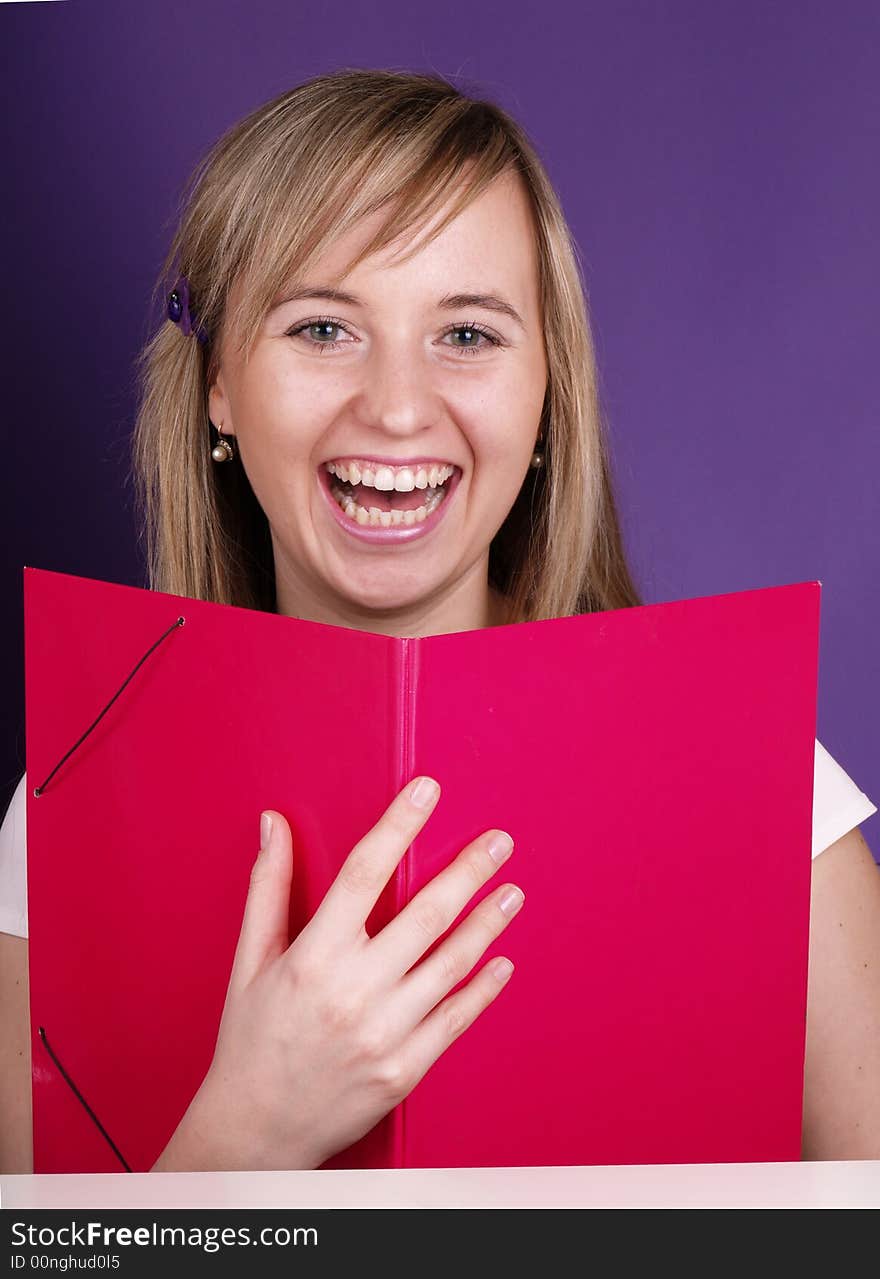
<box><xmin>34</xmin><ymin>616</ymin><xmax>186</xmax><ymax>797</ymax></box>
<box><xmin>37</xmin><ymin>1027</ymin><xmax>132</xmax><ymax>1172</ymax></box>
<box><xmin>33</xmin><ymin>613</ymin><xmax>188</xmax><ymax>1171</ymax></box>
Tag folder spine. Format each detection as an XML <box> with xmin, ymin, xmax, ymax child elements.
<box><xmin>389</xmin><ymin>636</ymin><xmax>421</xmax><ymax>1166</ymax></box>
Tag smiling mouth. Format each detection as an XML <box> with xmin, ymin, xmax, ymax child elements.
<box><xmin>323</xmin><ymin>462</ymin><xmax>458</xmax><ymax>528</ymax></box>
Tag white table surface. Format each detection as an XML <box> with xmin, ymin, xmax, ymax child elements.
<box><xmin>3</xmin><ymin>1161</ymin><xmax>880</xmax><ymax>1209</ymax></box>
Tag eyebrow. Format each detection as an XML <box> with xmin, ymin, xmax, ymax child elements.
<box><xmin>270</xmin><ymin>286</ymin><xmax>526</xmax><ymax>329</ymax></box>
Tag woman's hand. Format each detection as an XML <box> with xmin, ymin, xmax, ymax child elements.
<box><xmin>150</xmin><ymin>776</ymin><xmax>523</xmax><ymax>1171</ymax></box>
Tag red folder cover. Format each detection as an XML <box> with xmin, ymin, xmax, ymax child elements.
<box><xmin>23</xmin><ymin>567</ymin><xmax>820</xmax><ymax>1173</ymax></box>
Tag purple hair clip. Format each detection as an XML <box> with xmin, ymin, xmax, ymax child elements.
<box><xmin>167</xmin><ymin>274</ymin><xmax>209</xmax><ymax>345</ymax></box>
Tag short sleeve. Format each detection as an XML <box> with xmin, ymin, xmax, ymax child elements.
<box><xmin>0</xmin><ymin>772</ymin><xmax>28</xmax><ymax>938</ymax></box>
<box><xmin>812</xmin><ymin>739</ymin><xmax>877</xmax><ymax>859</ymax></box>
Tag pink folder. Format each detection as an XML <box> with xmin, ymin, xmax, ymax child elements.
<box><xmin>23</xmin><ymin>567</ymin><xmax>820</xmax><ymax>1172</ymax></box>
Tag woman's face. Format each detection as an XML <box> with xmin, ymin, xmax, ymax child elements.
<box><xmin>209</xmin><ymin>169</ymin><xmax>548</xmax><ymax>634</ymax></box>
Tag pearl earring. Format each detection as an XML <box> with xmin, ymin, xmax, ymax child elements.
<box><xmin>529</xmin><ymin>436</ymin><xmax>545</xmax><ymax>469</ymax></box>
<box><xmin>210</xmin><ymin>423</ymin><xmax>236</xmax><ymax>463</ymax></box>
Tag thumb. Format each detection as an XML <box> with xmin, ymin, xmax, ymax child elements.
<box><xmin>228</xmin><ymin>810</ymin><xmax>294</xmax><ymax>991</ymax></box>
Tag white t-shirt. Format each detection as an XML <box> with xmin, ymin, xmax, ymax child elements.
<box><xmin>0</xmin><ymin>741</ymin><xmax>877</xmax><ymax>939</ymax></box>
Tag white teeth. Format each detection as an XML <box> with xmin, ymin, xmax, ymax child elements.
<box><xmin>325</xmin><ymin>459</ymin><xmax>455</xmax><ymax>530</ymax></box>
<box><xmin>327</xmin><ymin>460</ymin><xmax>454</xmax><ymax>490</ymax></box>
<box><xmin>330</xmin><ymin>482</ymin><xmax>444</xmax><ymax>527</ymax></box>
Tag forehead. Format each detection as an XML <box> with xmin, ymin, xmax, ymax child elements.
<box><xmin>289</xmin><ymin>170</ymin><xmax>540</xmax><ymax>304</ymax></box>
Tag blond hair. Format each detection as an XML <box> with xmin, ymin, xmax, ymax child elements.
<box><xmin>131</xmin><ymin>67</ymin><xmax>642</xmax><ymax>621</ymax></box>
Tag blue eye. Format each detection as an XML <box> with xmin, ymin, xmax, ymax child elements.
<box><xmin>299</xmin><ymin>320</ymin><xmax>346</xmax><ymax>348</ymax></box>
<box><xmin>307</xmin><ymin>322</ymin><xmax>339</xmax><ymax>341</ymax></box>
<box><xmin>284</xmin><ymin>317</ymin><xmax>350</xmax><ymax>352</ymax></box>
<box><xmin>285</xmin><ymin>317</ymin><xmax>502</xmax><ymax>357</ymax></box>
<box><xmin>444</xmin><ymin>323</ymin><xmax>499</xmax><ymax>356</ymax></box>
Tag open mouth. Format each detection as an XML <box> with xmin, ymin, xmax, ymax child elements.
<box><xmin>320</xmin><ymin>460</ymin><xmax>460</xmax><ymax>531</ymax></box>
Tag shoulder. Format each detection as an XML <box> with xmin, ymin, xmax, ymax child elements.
<box><xmin>0</xmin><ymin>774</ymin><xmax>28</xmax><ymax>939</ymax></box>
<box><xmin>812</xmin><ymin>738</ymin><xmax>877</xmax><ymax>859</ymax></box>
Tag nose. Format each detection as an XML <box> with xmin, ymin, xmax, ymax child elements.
<box><xmin>350</xmin><ymin>335</ymin><xmax>440</xmax><ymax>444</ymax></box>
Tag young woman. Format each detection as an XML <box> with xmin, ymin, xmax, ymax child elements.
<box><xmin>2</xmin><ymin>68</ymin><xmax>879</xmax><ymax>1173</ymax></box>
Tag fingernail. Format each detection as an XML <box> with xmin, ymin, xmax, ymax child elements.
<box><xmin>498</xmin><ymin>886</ymin><xmax>524</xmax><ymax>917</ymax></box>
<box><xmin>492</xmin><ymin>957</ymin><xmax>515</xmax><ymax>983</ymax></box>
<box><xmin>487</xmin><ymin>831</ymin><xmax>514</xmax><ymax>864</ymax></box>
<box><xmin>410</xmin><ymin>776</ymin><xmax>440</xmax><ymax>808</ymax></box>
<box><xmin>260</xmin><ymin>812</ymin><xmax>273</xmax><ymax>852</ymax></box>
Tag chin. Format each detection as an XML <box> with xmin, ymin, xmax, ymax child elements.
<box><xmin>339</xmin><ymin>586</ymin><xmax>435</xmax><ymax>619</ymax></box>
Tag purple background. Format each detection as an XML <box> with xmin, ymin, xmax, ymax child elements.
<box><xmin>1</xmin><ymin>0</ymin><xmax>877</xmax><ymax>851</ymax></box>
